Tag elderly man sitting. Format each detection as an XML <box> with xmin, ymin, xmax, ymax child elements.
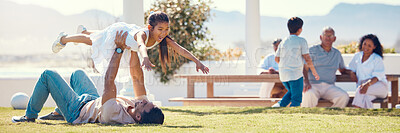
<box><xmin>302</xmin><ymin>27</ymin><xmax>352</xmax><ymax>107</ymax></box>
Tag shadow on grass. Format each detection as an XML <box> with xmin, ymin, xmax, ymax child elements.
<box><xmin>36</xmin><ymin>121</ymin><xmax>164</xmax><ymax>127</ymax></box>
<box><xmin>164</xmin><ymin>125</ymin><xmax>203</xmax><ymax>128</ymax></box>
<box><xmin>37</xmin><ymin>121</ymin><xmax>69</xmax><ymax>125</ymax></box>
<box><xmin>162</xmin><ymin>107</ymin><xmax>276</xmax><ymax>116</ymax></box>
<box><xmin>36</xmin><ymin>121</ymin><xmax>202</xmax><ymax>129</ymax></box>
<box><xmin>162</xmin><ymin>107</ymin><xmax>400</xmax><ymax>117</ymax></box>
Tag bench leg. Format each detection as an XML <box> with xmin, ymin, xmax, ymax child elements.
<box><xmin>207</xmin><ymin>82</ymin><xmax>214</xmax><ymax>98</ymax></box>
<box><xmin>381</xmin><ymin>101</ymin><xmax>388</xmax><ymax>108</ymax></box>
<box><xmin>187</xmin><ymin>80</ymin><xmax>195</xmax><ymax>98</ymax></box>
<box><xmin>392</xmin><ymin>80</ymin><xmax>398</xmax><ymax>108</ymax></box>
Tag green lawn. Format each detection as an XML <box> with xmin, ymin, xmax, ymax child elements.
<box><xmin>1</xmin><ymin>106</ymin><xmax>400</xmax><ymax>132</ymax></box>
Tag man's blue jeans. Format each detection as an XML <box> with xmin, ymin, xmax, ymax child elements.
<box><xmin>279</xmin><ymin>77</ymin><xmax>303</xmax><ymax>107</ymax></box>
<box><xmin>25</xmin><ymin>69</ymin><xmax>99</xmax><ymax>123</ymax></box>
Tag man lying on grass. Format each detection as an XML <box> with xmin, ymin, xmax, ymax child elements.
<box><xmin>12</xmin><ymin>31</ymin><xmax>164</xmax><ymax>124</ymax></box>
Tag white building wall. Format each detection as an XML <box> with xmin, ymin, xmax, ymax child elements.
<box><xmin>123</xmin><ymin>0</ymin><xmax>144</xmax><ymax>26</ymax></box>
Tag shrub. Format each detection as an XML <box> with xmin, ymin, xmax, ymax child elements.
<box><xmin>145</xmin><ymin>0</ymin><xmax>214</xmax><ymax>83</ymax></box>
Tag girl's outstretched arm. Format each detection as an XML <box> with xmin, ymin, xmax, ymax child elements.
<box><xmin>166</xmin><ymin>38</ymin><xmax>209</xmax><ymax>74</ymax></box>
<box><xmin>136</xmin><ymin>31</ymin><xmax>155</xmax><ymax>71</ymax></box>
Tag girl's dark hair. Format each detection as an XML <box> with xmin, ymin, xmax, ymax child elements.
<box><xmin>148</xmin><ymin>11</ymin><xmax>171</xmax><ymax>73</ymax></box>
<box><xmin>159</xmin><ymin>36</ymin><xmax>173</xmax><ymax>73</ymax></box>
<box><xmin>358</xmin><ymin>34</ymin><xmax>383</xmax><ymax>58</ymax></box>
<box><xmin>148</xmin><ymin>11</ymin><xmax>169</xmax><ymax>27</ymax></box>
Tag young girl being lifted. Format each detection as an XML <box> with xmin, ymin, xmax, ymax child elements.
<box><xmin>52</xmin><ymin>11</ymin><xmax>209</xmax><ymax>99</ymax></box>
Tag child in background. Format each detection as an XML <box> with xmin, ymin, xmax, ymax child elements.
<box><xmin>272</xmin><ymin>17</ymin><xmax>319</xmax><ymax>107</ymax></box>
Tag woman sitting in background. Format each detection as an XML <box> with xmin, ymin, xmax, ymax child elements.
<box><xmin>349</xmin><ymin>34</ymin><xmax>388</xmax><ymax>108</ymax></box>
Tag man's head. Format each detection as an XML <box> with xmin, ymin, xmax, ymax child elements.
<box><xmin>128</xmin><ymin>100</ymin><xmax>164</xmax><ymax>124</ymax></box>
<box><xmin>272</xmin><ymin>38</ymin><xmax>282</xmax><ymax>52</ymax></box>
<box><xmin>320</xmin><ymin>26</ymin><xmax>336</xmax><ymax>47</ymax></box>
<box><xmin>287</xmin><ymin>17</ymin><xmax>303</xmax><ymax>35</ymax></box>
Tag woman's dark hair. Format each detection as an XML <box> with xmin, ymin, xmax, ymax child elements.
<box><xmin>148</xmin><ymin>11</ymin><xmax>171</xmax><ymax>73</ymax></box>
<box><xmin>358</xmin><ymin>34</ymin><xmax>383</xmax><ymax>58</ymax></box>
<box><xmin>139</xmin><ymin>107</ymin><xmax>164</xmax><ymax>124</ymax></box>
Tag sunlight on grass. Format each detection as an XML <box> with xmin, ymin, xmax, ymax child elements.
<box><xmin>1</xmin><ymin>107</ymin><xmax>400</xmax><ymax>132</ymax></box>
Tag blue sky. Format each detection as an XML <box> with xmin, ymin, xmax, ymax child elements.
<box><xmin>9</xmin><ymin>0</ymin><xmax>400</xmax><ymax>18</ymax></box>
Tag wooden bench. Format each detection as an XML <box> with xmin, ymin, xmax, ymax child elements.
<box><xmin>318</xmin><ymin>97</ymin><xmax>388</xmax><ymax>108</ymax></box>
<box><xmin>170</xmin><ymin>74</ymin><xmax>399</xmax><ymax>108</ymax></box>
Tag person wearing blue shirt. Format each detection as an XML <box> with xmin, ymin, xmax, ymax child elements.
<box><xmin>302</xmin><ymin>27</ymin><xmax>351</xmax><ymax>108</ymax></box>
<box><xmin>257</xmin><ymin>38</ymin><xmax>287</xmax><ymax>98</ymax></box>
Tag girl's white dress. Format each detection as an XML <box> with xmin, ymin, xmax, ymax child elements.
<box><xmin>348</xmin><ymin>52</ymin><xmax>388</xmax><ymax>108</ymax></box>
<box><xmin>90</xmin><ymin>22</ymin><xmax>159</xmax><ymax>82</ymax></box>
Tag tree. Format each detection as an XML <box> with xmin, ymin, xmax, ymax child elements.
<box><xmin>145</xmin><ymin>0</ymin><xmax>214</xmax><ymax>83</ymax></box>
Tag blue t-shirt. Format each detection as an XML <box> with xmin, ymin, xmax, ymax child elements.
<box><xmin>307</xmin><ymin>44</ymin><xmax>346</xmax><ymax>84</ymax></box>
<box><xmin>257</xmin><ymin>53</ymin><xmax>279</xmax><ymax>74</ymax></box>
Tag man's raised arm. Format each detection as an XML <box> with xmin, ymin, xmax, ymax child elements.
<box><xmin>102</xmin><ymin>31</ymin><xmax>129</xmax><ymax>104</ymax></box>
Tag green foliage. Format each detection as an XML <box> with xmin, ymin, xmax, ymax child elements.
<box><xmin>145</xmin><ymin>0</ymin><xmax>214</xmax><ymax>83</ymax></box>
<box><xmin>192</xmin><ymin>46</ymin><xmax>243</xmax><ymax>61</ymax></box>
<box><xmin>191</xmin><ymin>43</ymin><xmax>220</xmax><ymax>61</ymax></box>
<box><xmin>337</xmin><ymin>42</ymin><xmax>359</xmax><ymax>54</ymax></box>
<box><xmin>337</xmin><ymin>41</ymin><xmax>396</xmax><ymax>54</ymax></box>
<box><xmin>384</xmin><ymin>48</ymin><xmax>396</xmax><ymax>53</ymax></box>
